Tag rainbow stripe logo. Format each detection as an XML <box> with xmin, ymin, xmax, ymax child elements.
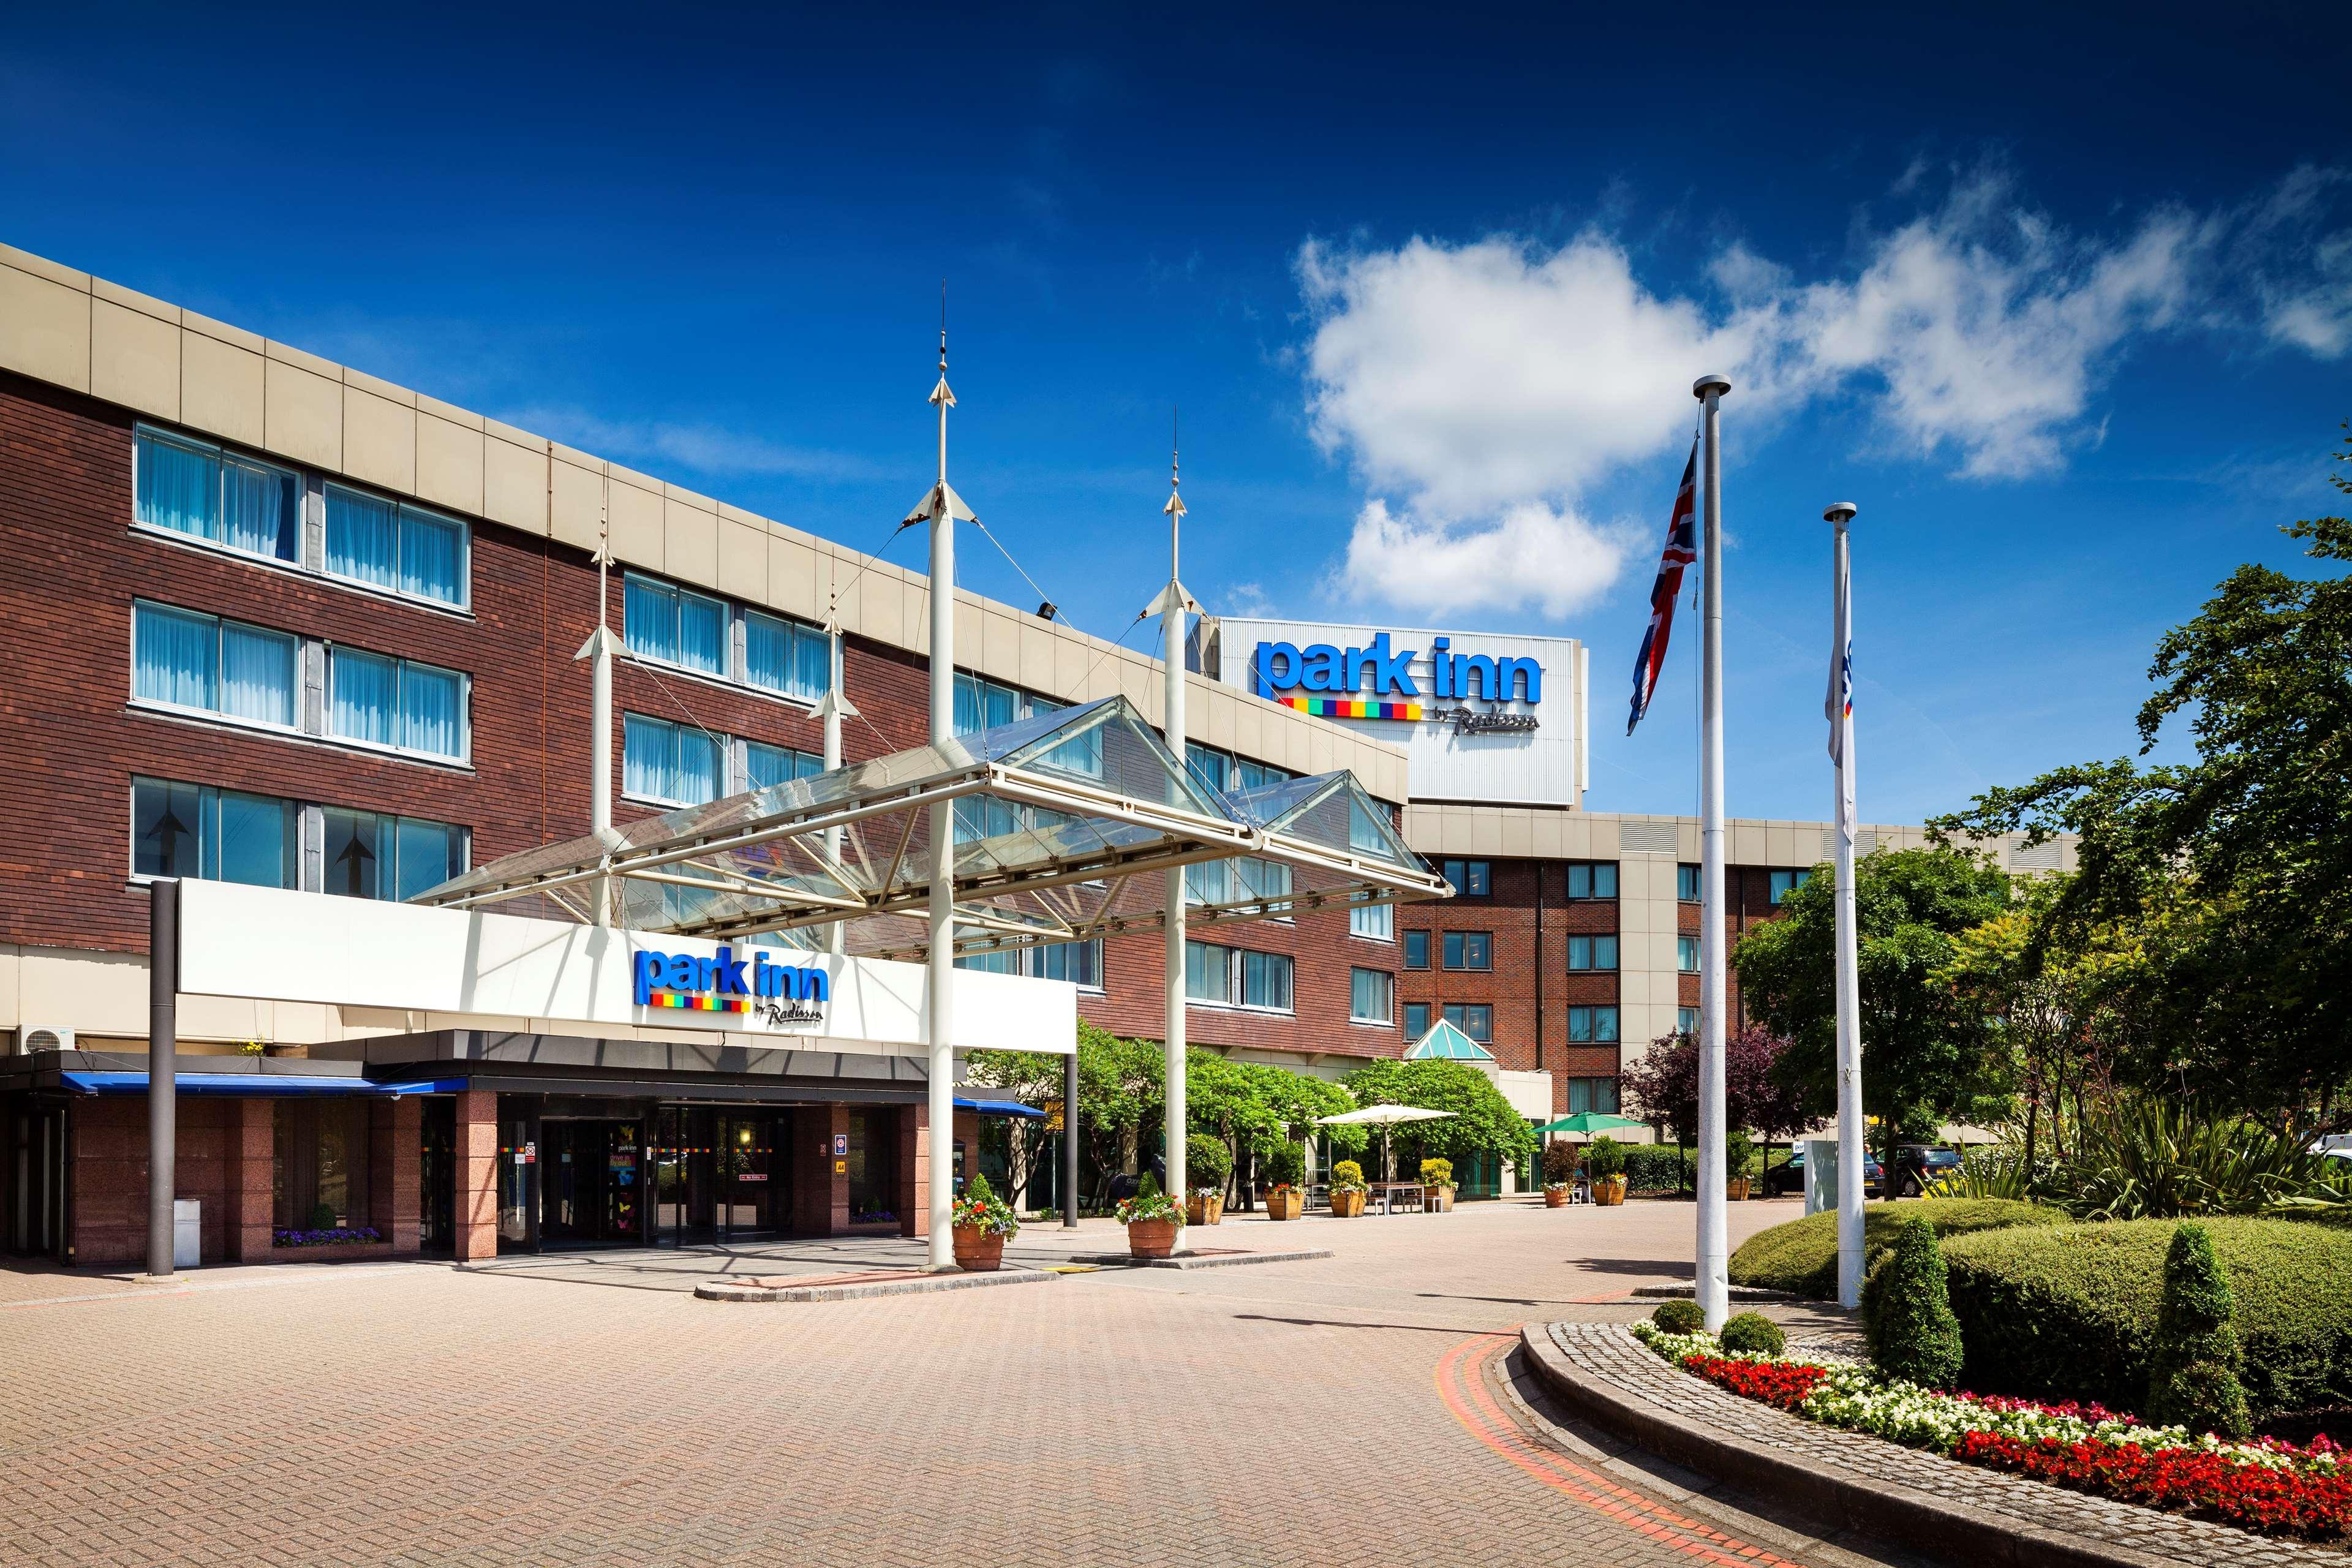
<box><xmin>1277</xmin><ymin>695</ymin><xmax>1422</xmax><ymax>721</ymax></box>
<box><xmin>647</xmin><ymin>992</ymin><xmax>753</xmax><ymax>1014</ymax></box>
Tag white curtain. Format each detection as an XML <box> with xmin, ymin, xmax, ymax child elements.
<box><xmin>134</xmin><ymin>604</ymin><xmax>217</xmax><ymax>710</ymax></box>
<box><xmin>399</xmin><ymin>663</ymin><xmax>462</xmax><ymax>758</ymax></box>
<box><xmin>674</xmin><ymin>726</ymin><xmax>720</xmax><ymax>802</ymax></box>
<box><xmin>624</xmin><ymin>714</ymin><xmax>668</xmax><ymax>799</ymax></box>
<box><xmin>220</xmin><ymin>624</ymin><xmax>295</xmax><ymax>726</ymax></box>
<box><xmin>331</xmin><ymin>649</ymin><xmax>398</xmax><ymax>746</ymax></box>
<box><xmin>399</xmin><ymin>510</ymin><xmax>464</xmax><ymax>605</ymax></box>
<box><xmin>326</xmin><ymin>488</ymin><xmax>398</xmax><ymax>589</ymax></box>
<box><xmin>677</xmin><ymin>591</ymin><xmax>725</xmax><ymax>674</ymax></box>
<box><xmin>625</xmin><ymin>578</ymin><xmax>677</xmax><ymax>664</ymax></box>
<box><xmin>137</xmin><ymin>433</ymin><xmax>217</xmax><ymax>541</ymax></box>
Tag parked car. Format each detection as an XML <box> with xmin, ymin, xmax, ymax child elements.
<box><xmin>1891</xmin><ymin>1144</ymin><xmax>1964</xmax><ymax>1197</ymax></box>
<box><xmin>1762</xmin><ymin>1147</ymin><xmax>1883</xmax><ymax>1197</ymax></box>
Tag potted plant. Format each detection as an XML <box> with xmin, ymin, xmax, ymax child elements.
<box><xmin>1185</xmin><ymin>1134</ymin><xmax>1232</xmax><ymax>1226</ymax></box>
<box><xmin>1262</xmin><ymin>1142</ymin><xmax>1306</xmax><ymax>1220</ymax></box>
<box><xmin>1540</xmin><ymin>1140</ymin><xmax>1579</xmax><ymax>1207</ymax></box>
<box><xmin>1115</xmin><ymin>1172</ymin><xmax>1185</xmax><ymax>1257</ymax></box>
<box><xmin>1329</xmin><ymin>1159</ymin><xmax>1368</xmax><ymax>1218</ymax></box>
<box><xmin>1725</xmin><ymin>1128</ymin><xmax>1755</xmax><ymax>1201</ymax></box>
<box><xmin>1420</xmin><ymin>1157</ymin><xmax>1456</xmax><ymax>1213</ymax></box>
<box><xmin>1587</xmin><ymin>1136</ymin><xmax>1629</xmax><ymax>1205</ymax></box>
<box><xmin>950</xmin><ymin>1172</ymin><xmax>1019</xmax><ymax>1270</ymax></box>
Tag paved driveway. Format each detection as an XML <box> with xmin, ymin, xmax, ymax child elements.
<box><xmin>4</xmin><ymin>1197</ymin><xmax>1911</xmax><ymax>1567</ymax></box>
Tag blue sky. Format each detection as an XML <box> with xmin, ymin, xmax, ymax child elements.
<box><xmin>5</xmin><ymin>5</ymin><xmax>2346</xmax><ymax>824</ymax></box>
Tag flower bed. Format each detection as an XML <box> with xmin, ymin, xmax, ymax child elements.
<box><xmin>273</xmin><ymin>1226</ymin><xmax>383</xmax><ymax>1248</ymax></box>
<box><xmin>1632</xmin><ymin>1322</ymin><xmax>2352</xmax><ymax>1538</ymax></box>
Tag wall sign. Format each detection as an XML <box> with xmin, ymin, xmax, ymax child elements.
<box><xmin>832</xmin><ymin>1133</ymin><xmax>848</xmax><ymax>1157</ymax></box>
<box><xmin>633</xmin><ymin>946</ymin><xmax>827</xmax><ymax>1027</ymax></box>
<box><xmin>1253</xmin><ymin>633</ymin><xmax>1542</xmax><ymax>726</ymax></box>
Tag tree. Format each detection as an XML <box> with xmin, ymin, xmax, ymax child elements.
<box><xmin>961</xmin><ymin>1046</ymin><xmax>1065</xmax><ymax>1210</ymax></box>
<box><xmin>1735</xmin><ymin>846</ymin><xmax>2015</xmax><ymax>1171</ymax></box>
<box><xmin>1341</xmin><ymin>1059</ymin><xmax>1536</xmax><ymax>1180</ymax></box>
<box><xmin>1933</xmin><ymin>432</ymin><xmax>2352</xmax><ymax>1118</ymax></box>
<box><xmin>1071</xmin><ymin>1022</ymin><xmax>1164</xmax><ymax>1204</ymax></box>
<box><xmin>1621</xmin><ymin>1027</ymin><xmax>1813</xmax><ymax>1192</ymax></box>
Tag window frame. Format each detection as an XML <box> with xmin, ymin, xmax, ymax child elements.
<box><xmin>1348</xmin><ymin>966</ymin><xmax>1395</xmax><ymax>1027</ymax></box>
<box><xmin>1403</xmin><ymin>1001</ymin><xmax>1431</xmax><ymax>1039</ymax></box>
<box><xmin>1566</xmin><ymin>934</ymin><xmax>1619</xmax><ymax>972</ymax></box>
<box><xmin>1769</xmin><ymin>869</ymin><xmax>1812</xmax><ymax>905</ymax></box>
<box><xmin>1349</xmin><ymin>901</ymin><xmax>1395</xmax><ymax>942</ymax></box>
<box><xmin>1441</xmin><ymin>930</ymin><xmax>1493</xmax><ymax>971</ymax></box>
<box><xmin>1677</xmin><ymin>934</ymin><xmax>1700</xmax><ymax>973</ymax></box>
<box><xmin>1183</xmin><ymin>940</ymin><xmax>1295</xmax><ymax>1016</ymax></box>
<box><xmin>1566</xmin><ymin>861</ymin><xmax>1620</xmax><ymax>900</ymax></box>
<box><xmin>127</xmin><ymin>774</ymin><xmax>301</xmax><ymax>889</ymax></box>
<box><xmin>132</xmin><ymin>424</ymin><xmax>302</xmax><ymax>567</ymax></box>
<box><xmin>622</xmin><ymin>712</ymin><xmax>728</xmax><ymax>809</ymax></box>
<box><xmin>1441</xmin><ymin>1002</ymin><xmax>1493</xmax><ymax>1044</ymax></box>
<box><xmin>1402</xmin><ymin>929</ymin><xmax>1430</xmax><ymax>970</ymax></box>
<box><xmin>1440</xmin><ymin>858</ymin><xmax>1491</xmax><ymax>898</ymax></box>
<box><xmin>1567</xmin><ymin>1005</ymin><xmax>1622</xmax><ymax>1044</ymax></box>
<box><xmin>322</xmin><ymin>481</ymin><xmax>472</xmax><ymax>612</ymax></box>
<box><xmin>325</xmin><ymin>644</ymin><xmax>472</xmax><ymax>765</ymax></box>
<box><xmin>1677</xmin><ymin>862</ymin><xmax>1701</xmax><ymax>902</ymax></box>
<box><xmin>129</xmin><ymin>600</ymin><xmax>300</xmax><ymax>736</ymax></box>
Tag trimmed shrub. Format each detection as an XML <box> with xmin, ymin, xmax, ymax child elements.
<box><xmin>1719</xmin><ymin>1311</ymin><xmax>1785</xmax><ymax>1356</ymax></box>
<box><xmin>1651</xmin><ymin>1298</ymin><xmax>1706</xmax><ymax>1334</ymax></box>
<box><xmin>309</xmin><ymin>1200</ymin><xmax>337</xmax><ymax>1231</ymax></box>
<box><xmin>1941</xmin><ymin>1215</ymin><xmax>2352</xmax><ymax>1418</ymax></box>
<box><xmin>1729</xmin><ymin>1199</ymin><xmax>2065</xmax><ymax>1300</ymax></box>
<box><xmin>1420</xmin><ymin>1157</ymin><xmax>1454</xmax><ymax>1188</ymax></box>
<box><xmin>2144</xmin><ymin>1223</ymin><xmax>2251</xmax><ymax>1437</ymax></box>
<box><xmin>1262</xmin><ymin>1141</ymin><xmax>1305</xmax><ymax>1188</ymax></box>
<box><xmin>1586</xmin><ymin>1137</ymin><xmax>1628</xmax><ymax>1178</ymax></box>
<box><xmin>1863</xmin><ymin>1218</ymin><xmax>1964</xmax><ymax>1389</ymax></box>
<box><xmin>1330</xmin><ymin>1159</ymin><xmax>1365</xmax><ymax>1191</ymax></box>
<box><xmin>1185</xmin><ymin>1134</ymin><xmax>1232</xmax><ymax>1195</ymax></box>
<box><xmin>1541</xmin><ymin>1142</ymin><xmax>1581</xmax><ymax>1185</ymax></box>
<box><xmin>1725</xmin><ymin>1128</ymin><xmax>1756</xmax><ymax>1180</ymax></box>
<box><xmin>1623</xmin><ymin>1143</ymin><xmax>1696</xmax><ymax>1193</ymax></box>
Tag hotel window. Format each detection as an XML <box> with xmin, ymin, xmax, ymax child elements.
<box><xmin>1440</xmin><ymin>859</ymin><xmax>1490</xmax><ymax>897</ymax></box>
<box><xmin>1350</xmin><ymin>902</ymin><xmax>1393</xmax><ymax>941</ymax></box>
<box><xmin>274</xmin><ymin>1099</ymin><xmax>372</xmax><ymax>1232</ymax></box>
<box><xmin>1678</xmin><ymin>862</ymin><xmax>1701</xmax><ymax>902</ymax></box>
<box><xmin>1567</xmin><ymin>1005</ymin><xmax>1620</xmax><ymax>1043</ymax></box>
<box><xmin>1184</xmin><ymin>941</ymin><xmax>1292</xmax><ymax>1012</ymax></box>
<box><xmin>134</xmin><ymin>426</ymin><xmax>300</xmax><ymax>564</ymax></box>
<box><xmin>328</xmin><ymin>647</ymin><xmax>467</xmax><ymax>762</ymax></box>
<box><xmin>132</xmin><ymin>602</ymin><xmax>296</xmax><ymax>729</ymax></box>
<box><xmin>1566</xmin><ymin>935</ymin><xmax>1618</xmax><ymax>971</ymax></box>
<box><xmin>1187</xmin><ymin>857</ymin><xmax>1292</xmax><ymax>912</ymax></box>
<box><xmin>1566</xmin><ymin>861</ymin><xmax>1618</xmax><ymax>899</ymax></box>
<box><xmin>130</xmin><ymin>776</ymin><xmax>298</xmax><ymax>888</ymax></box>
<box><xmin>745</xmin><ymin>740</ymin><xmax>823</xmax><ymax>790</ymax></box>
<box><xmin>1349</xmin><ymin>796</ymin><xmax>1395</xmax><ymax>854</ymax></box>
<box><xmin>1403</xmin><ymin>1002</ymin><xmax>1431</xmax><ymax>1039</ymax></box>
<box><xmin>1442</xmin><ymin>1003</ymin><xmax>1491</xmax><ymax>1043</ymax></box>
<box><xmin>1350</xmin><ymin>967</ymin><xmax>1394</xmax><ymax>1025</ymax></box>
<box><xmin>954</xmin><ymin>671</ymin><xmax>1025</xmax><ymax>734</ymax></box>
<box><xmin>1402</xmin><ymin>930</ymin><xmax>1430</xmax><ymax>969</ymax></box>
<box><xmin>624</xmin><ymin>714</ymin><xmax>724</xmax><ymax>806</ymax></box>
<box><xmin>1678</xmin><ymin>1006</ymin><xmax>1700</xmax><ymax>1035</ymax></box>
<box><xmin>1442</xmin><ymin>931</ymin><xmax>1492</xmax><ymax>971</ymax></box>
<box><xmin>1566</xmin><ymin>1077</ymin><xmax>1621</xmax><ymax>1115</ymax></box>
<box><xmin>1185</xmin><ymin>742</ymin><xmax>1295</xmax><ymax>796</ymax></box>
<box><xmin>1677</xmin><ymin>935</ymin><xmax>1700</xmax><ymax>973</ymax></box>
<box><xmin>744</xmin><ymin>608</ymin><xmax>830</xmax><ymax>701</ymax></box>
<box><xmin>321</xmin><ymin>807</ymin><xmax>467</xmax><ymax>901</ymax></box>
<box><xmin>1770</xmin><ymin>869</ymin><xmax>1812</xmax><ymax>904</ymax></box>
<box><xmin>324</xmin><ymin>484</ymin><xmax>468</xmax><ymax>609</ymax></box>
<box><xmin>959</xmin><ymin>939</ymin><xmax>1104</xmax><ymax>990</ymax></box>
<box><xmin>624</xmin><ymin>573</ymin><xmax>726</xmax><ymax>677</ymax></box>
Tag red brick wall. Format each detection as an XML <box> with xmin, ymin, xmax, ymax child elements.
<box><xmin>0</xmin><ymin>373</ymin><xmax>1395</xmax><ymax>1061</ymax></box>
<box><xmin>69</xmin><ymin>1096</ymin><xmax>242</xmax><ymax>1265</ymax></box>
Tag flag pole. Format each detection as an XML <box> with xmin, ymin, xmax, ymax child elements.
<box><xmin>1825</xmin><ymin>501</ymin><xmax>1865</xmax><ymax>1308</ymax></box>
<box><xmin>1158</xmin><ymin>420</ymin><xmax>1193</xmax><ymax>1253</ymax></box>
<box><xmin>1692</xmin><ymin>372</ymin><xmax>1732</xmax><ymax>1332</ymax></box>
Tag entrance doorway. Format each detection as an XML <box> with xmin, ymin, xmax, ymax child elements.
<box><xmin>540</xmin><ymin>1118</ymin><xmax>646</xmax><ymax>1247</ymax></box>
<box><xmin>654</xmin><ymin>1107</ymin><xmax>785</xmax><ymax>1245</ymax></box>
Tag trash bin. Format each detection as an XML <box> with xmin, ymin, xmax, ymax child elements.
<box><xmin>173</xmin><ymin>1198</ymin><xmax>201</xmax><ymax>1268</ymax></box>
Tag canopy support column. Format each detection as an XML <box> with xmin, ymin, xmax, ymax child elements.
<box><xmin>145</xmin><ymin>877</ymin><xmax>179</xmax><ymax>1280</ymax></box>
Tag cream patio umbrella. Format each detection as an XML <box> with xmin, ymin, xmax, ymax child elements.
<box><xmin>1316</xmin><ymin>1104</ymin><xmax>1457</xmax><ymax>1183</ymax></box>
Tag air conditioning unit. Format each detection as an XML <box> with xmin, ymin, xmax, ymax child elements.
<box><xmin>20</xmin><ymin>1025</ymin><xmax>75</xmax><ymax>1053</ymax></box>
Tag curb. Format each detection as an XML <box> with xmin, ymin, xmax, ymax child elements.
<box><xmin>1066</xmin><ymin>1248</ymin><xmax>1333</xmax><ymax>1271</ymax></box>
<box><xmin>1515</xmin><ymin>1325</ymin><xmax>2185</xmax><ymax>1568</ymax></box>
<box><xmin>695</xmin><ymin>1269</ymin><xmax>1058</xmax><ymax>1304</ymax></box>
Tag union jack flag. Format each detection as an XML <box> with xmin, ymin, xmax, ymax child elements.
<box><xmin>1627</xmin><ymin>439</ymin><xmax>1698</xmax><ymax>734</ymax></box>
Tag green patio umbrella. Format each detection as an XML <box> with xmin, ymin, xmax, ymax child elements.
<box><xmin>1532</xmin><ymin>1112</ymin><xmax>1648</xmax><ymax>1137</ymax></box>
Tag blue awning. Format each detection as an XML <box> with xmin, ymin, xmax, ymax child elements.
<box><xmin>58</xmin><ymin>1072</ymin><xmax>469</xmax><ymax>1098</ymax></box>
<box><xmin>954</xmin><ymin>1095</ymin><xmax>1045</xmax><ymax>1120</ymax></box>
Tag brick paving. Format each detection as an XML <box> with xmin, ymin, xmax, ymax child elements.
<box><xmin>1550</xmin><ymin>1321</ymin><xmax>2351</xmax><ymax>1566</ymax></box>
<box><xmin>4</xmin><ymin>1196</ymin><xmax>1912</xmax><ymax>1566</ymax></box>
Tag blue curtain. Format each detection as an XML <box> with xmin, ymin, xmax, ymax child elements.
<box><xmin>623</xmin><ymin>715</ymin><xmax>668</xmax><ymax>799</ymax></box>
<box><xmin>219</xmin><ymin>624</ymin><xmax>295</xmax><ymax>726</ymax></box>
<box><xmin>137</xmin><ymin>432</ymin><xmax>217</xmax><ymax>541</ymax></box>
<box><xmin>399</xmin><ymin>510</ymin><xmax>464</xmax><ymax>605</ymax></box>
<box><xmin>625</xmin><ymin>578</ymin><xmax>677</xmax><ymax>664</ymax></box>
<box><xmin>223</xmin><ymin>458</ymin><xmax>297</xmax><ymax>561</ymax></box>
<box><xmin>789</xmin><ymin>624</ymin><xmax>829</xmax><ymax>698</ymax></box>
<box><xmin>399</xmin><ymin>663</ymin><xmax>463</xmax><ymax>759</ymax></box>
<box><xmin>134</xmin><ymin>604</ymin><xmax>217</xmax><ymax>711</ymax></box>
<box><xmin>326</xmin><ymin>489</ymin><xmax>399</xmax><ymax>590</ymax></box>
<box><xmin>331</xmin><ymin>649</ymin><xmax>398</xmax><ymax>746</ymax></box>
<box><xmin>217</xmin><ymin>790</ymin><xmax>295</xmax><ymax>888</ymax></box>
<box><xmin>674</xmin><ymin>726</ymin><xmax>720</xmax><ymax>802</ymax></box>
<box><xmin>677</xmin><ymin>591</ymin><xmax>725</xmax><ymax>674</ymax></box>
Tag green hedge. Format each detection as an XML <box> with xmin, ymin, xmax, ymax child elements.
<box><xmin>1728</xmin><ymin>1199</ymin><xmax>2065</xmax><ymax>1300</ymax></box>
<box><xmin>1623</xmin><ymin>1144</ymin><xmax>1695</xmax><ymax>1193</ymax></box>
<box><xmin>1942</xmin><ymin>1216</ymin><xmax>2352</xmax><ymax>1419</ymax></box>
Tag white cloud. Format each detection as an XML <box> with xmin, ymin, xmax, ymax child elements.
<box><xmin>1297</xmin><ymin>165</ymin><xmax>2350</xmax><ymax>615</ymax></box>
<box><xmin>1332</xmin><ymin>497</ymin><xmax>1635</xmax><ymax>620</ymax></box>
<box><xmin>499</xmin><ymin>406</ymin><xmax>880</xmax><ymax>483</ymax></box>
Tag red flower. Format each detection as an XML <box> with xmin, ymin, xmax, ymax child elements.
<box><xmin>1683</xmin><ymin>1355</ymin><xmax>1828</xmax><ymax>1412</ymax></box>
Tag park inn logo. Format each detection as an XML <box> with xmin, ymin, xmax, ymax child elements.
<box><xmin>632</xmin><ymin>946</ymin><xmax>829</xmax><ymax>1026</ymax></box>
<box><xmin>1252</xmin><ymin>633</ymin><xmax>1544</xmax><ymax>729</ymax></box>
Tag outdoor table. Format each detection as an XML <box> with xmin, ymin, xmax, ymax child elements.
<box><xmin>1369</xmin><ymin>1180</ymin><xmax>1427</xmax><ymax>1215</ymax></box>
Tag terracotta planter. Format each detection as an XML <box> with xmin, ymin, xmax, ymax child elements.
<box><xmin>1126</xmin><ymin>1218</ymin><xmax>1180</xmax><ymax>1258</ymax></box>
<box><xmin>952</xmin><ymin>1226</ymin><xmax>1006</xmax><ymax>1272</ymax></box>
<box><xmin>1543</xmin><ymin>1186</ymin><xmax>1570</xmax><ymax>1208</ymax></box>
<box><xmin>1593</xmin><ymin>1175</ymin><xmax>1628</xmax><ymax>1206</ymax></box>
<box><xmin>1330</xmin><ymin>1189</ymin><xmax>1365</xmax><ymax>1218</ymax></box>
<box><xmin>1727</xmin><ymin>1177</ymin><xmax>1752</xmax><ymax>1202</ymax></box>
<box><xmin>1430</xmin><ymin>1188</ymin><xmax>1455</xmax><ymax>1213</ymax></box>
<box><xmin>1185</xmin><ymin>1193</ymin><xmax>1224</xmax><ymax>1226</ymax></box>
<box><xmin>1264</xmin><ymin>1189</ymin><xmax>1303</xmax><ymax>1221</ymax></box>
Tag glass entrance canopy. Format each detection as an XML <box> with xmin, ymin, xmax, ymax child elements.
<box><xmin>412</xmin><ymin>696</ymin><xmax>1450</xmax><ymax>959</ymax></box>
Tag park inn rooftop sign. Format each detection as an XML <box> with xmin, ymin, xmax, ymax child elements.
<box><xmin>1253</xmin><ymin>633</ymin><xmax>1543</xmax><ymax>721</ymax></box>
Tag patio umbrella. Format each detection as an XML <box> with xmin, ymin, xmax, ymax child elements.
<box><xmin>1532</xmin><ymin>1112</ymin><xmax>1648</xmax><ymax>1138</ymax></box>
<box><xmin>1317</xmin><ymin>1104</ymin><xmax>1456</xmax><ymax>1182</ymax></box>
